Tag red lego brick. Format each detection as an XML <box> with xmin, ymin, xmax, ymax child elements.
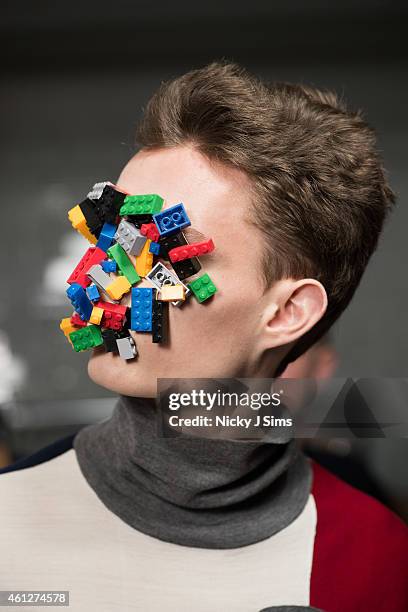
<box><xmin>102</xmin><ymin>311</ymin><xmax>125</xmax><ymax>330</ymax></box>
<box><xmin>168</xmin><ymin>238</ymin><xmax>215</xmax><ymax>263</ymax></box>
<box><xmin>95</xmin><ymin>300</ymin><xmax>127</xmax><ymax>316</ymax></box>
<box><xmin>67</xmin><ymin>247</ymin><xmax>106</xmax><ymax>288</ymax></box>
<box><xmin>96</xmin><ymin>300</ymin><xmax>127</xmax><ymax>331</ymax></box>
<box><xmin>140</xmin><ymin>223</ymin><xmax>160</xmax><ymax>242</ymax></box>
<box><xmin>70</xmin><ymin>312</ymin><xmax>88</xmax><ymax>327</ymax></box>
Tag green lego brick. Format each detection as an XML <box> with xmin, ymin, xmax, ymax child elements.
<box><xmin>119</xmin><ymin>194</ymin><xmax>164</xmax><ymax>216</ymax></box>
<box><xmin>107</xmin><ymin>242</ymin><xmax>140</xmax><ymax>285</ymax></box>
<box><xmin>69</xmin><ymin>325</ymin><xmax>103</xmax><ymax>352</ymax></box>
<box><xmin>187</xmin><ymin>273</ymin><xmax>217</xmax><ymax>303</ymax></box>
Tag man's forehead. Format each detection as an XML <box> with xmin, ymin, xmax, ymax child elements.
<box><xmin>117</xmin><ymin>147</ymin><xmax>251</xmax><ymax>234</ymax></box>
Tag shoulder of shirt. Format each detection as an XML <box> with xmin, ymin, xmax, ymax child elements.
<box><xmin>0</xmin><ymin>432</ymin><xmax>95</xmax><ymax>532</ymax></box>
<box><xmin>0</xmin><ymin>433</ymin><xmax>76</xmax><ymax>476</ymax></box>
<box><xmin>310</xmin><ymin>460</ymin><xmax>408</xmax><ymax>612</ymax></box>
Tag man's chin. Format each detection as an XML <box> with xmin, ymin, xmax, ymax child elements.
<box><xmin>87</xmin><ymin>349</ymin><xmax>125</xmax><ymax>392</ymax></box>
<box><xmin>87</xmin><ymin>348</ymin><xmax>157</xmax><ymax>398</ymax></box>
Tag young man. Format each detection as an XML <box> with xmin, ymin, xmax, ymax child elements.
<box><xmin>0</xmin><ymin>62</ymin><xmax>407</xmax><ymax>612</ymax></box>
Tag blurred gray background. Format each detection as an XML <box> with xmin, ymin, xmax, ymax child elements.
<box><xmin>0</xmin><ymin>1</ymin><xmax>407</xmax><ymax>517</ymax></box>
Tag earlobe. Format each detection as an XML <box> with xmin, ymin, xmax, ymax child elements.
<box><xmin>264</xmin><ymin>278</ymin><xmax>328</xmax><ymax>348</ymax></box>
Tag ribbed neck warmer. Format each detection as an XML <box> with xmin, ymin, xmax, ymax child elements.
<box><xmin>73</xmin><ymin>395</ymin><xmax>311</xmax><ymax>549</ymax></box>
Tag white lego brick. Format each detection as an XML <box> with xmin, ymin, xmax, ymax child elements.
<box><xmin>87</xmin><ymin>264</ymin><xmax>112</xmax><ymax>291</ymax></box>
<box><xmin>146</xmin><ymin>262</ymin><xmax>190</xmax><ymax>306</ymax></box>
<box><xmin>159</xmin><ymin>284</ymin><xmax>186</xmax><ymax>301</ymax></box>
<box><xmin>116</xmin><ymin>336</ymin><xmax>138</xmax><ymax>360</ymax></box>
<box><xmin>87</xmin><ymin>181</ymin><xmax>113</xmax><ymax>201</ymax></box>
<box><xmin>114</xmin><ymin>220</ymin><xmax>147</xmax><ymax>256</ymax></box>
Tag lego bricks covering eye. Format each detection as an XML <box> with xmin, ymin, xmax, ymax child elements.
<box><xmin>62</xmin><ymin>181</ymin><xmax>217</xmax><ymax>359</ymax></box>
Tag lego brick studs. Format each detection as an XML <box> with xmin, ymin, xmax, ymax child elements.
<box><xmin>188</xmin><ymin>273</ymin><xmax>218</xmax><ymax>303</ymax></box>
<box><xmin>152</xmin><ymin>203</ymin><xmax>190</xmax><ymax>237</ymax></box>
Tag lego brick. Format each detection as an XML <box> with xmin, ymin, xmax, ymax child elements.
<box><xmin>96</xmin><ymin>184</ymin><xmax>127</xmax><ymax>224</ymax></box>
<box><xmin>130</xmin><ymin>287</ymin><xmax>153</xmax><ymax>332</ymax></box>
<box><xmin>87</xmin><ymin>263</ymin><xmax>112</xmax><ymax>292</ymax></box>
<box><xmin>96</xmin><ymin>300</ymin><xmax>127</xmax><ymax>316</ymax></box>
<box><xmin>152</xmin><ymin>299</ymin><xmax>168</xmax><ymax>344</ymax></box>
<box><xmin>96</xmin><ymin>222</ymin><xmax>117</xmax><ymax>252</ymax></box>
<box><xmin>101</xmin><ymin>326</ymin><xmax>131</xmax><ymax>353</ymax></box>
<box><xmin>120</xmin><ymin>194</ymin><xmax>164</xmax><ymax>217</ymax></box>
<box><xmin>135</xmin><ymin>239</ymin><xmax>153</xmax><ymax>277</ymax></box>
<box><xmin>107</xmin><ymin>243</ymin><xmax>140</xmax><ymax>285</ymax></box>
<box><xmin>70</xmin><ymin>312</ymin><xmax>88</xmax><ymax>328</ymax></box>
<box><xmin>169</xmin><ymin>238</ymin><xmax>215</xmax><ymax>262</ymax></box>
<box><xmin>149</xmin><ymin>241</ymin><xmax>161</xmax><ymax>255</ymax></box>
<box><xmin>188</xmin><ymin>273</ymin><xmax>218</xmax><ymax>303</ymax></box>
<box><xmin>60</xmin><ymin>318</ymin><xmax>78</xmax><ymax>345</ymax></box>
<box><xmin>122</xmin><ymin>307</ymin><xmax>131</xmax><ymax>332</ymax></box>
<box><xmin>158</xmin><ymin>231</ymin><xmax>188</xmax><ymax>260</ymax></box>
<box><xmin>146</xmin><ymin>261</ymin><xmax>190</xmax><ymax>306</ymax></box>
<box><xmin>153</xmin><ymin>203</ymin><xmax>190</xmax><ymax>237</ymax></box>
<box><xmin>127</xmin><ymin>214</ymin><xmax>153</xmax><ymax>228</ymax></box>
<box><xmin>87</xmin><ymin>181</ymin><xmax>110</xmax><ymax>201</ymax></box>
<box><xmin>86</xmin><ymin>284</ymin><xmax>101</xmax><ymax>302</ymax></box>
<box><xmin>66</xmin><ymin>283</ymin><xmax>93</xmax><ymax>320</ymax></box>
<box><xmin>101</xmin><ymin>259</ymin><xmax>117</xmax><ymax>274</ymax></box>
<box><xmin>60</xmin><ymin>317</ymin><xmax>77</xmax><ymax>335</ymax></box>
<box><xmin>171</xmin><ymin>257</ymin><xmax>201</xmax><ymax>281</ymax></box>
<box><xmin>101</xmin><ymin>329</ymin><xmax>119</xmax><ymax>352</ymax></box>
<box><xmin>114</xmin><ymin>220</ymin><xmax>147</xmax><ymax>256</ymax></box>
<box><xmin>68</xmin><ymin>205</ymin><xmax>97</xmax><ymax>245</ymax></box>
<box><xmin>96</xmin><ymin>300</ymin><xmax>127</xmax><ymax>331</ymax></box>
<box><xmin>140</xmin><ymin>222</ymin><xmax>160</xmax><ymax>242</ymax></box>
<box><xmin>87</xmin><ymin>181</ymin><xmax>111</xmax><ymax>200</ymax></box>
<box><xmin>67</xmin><ymin>247</ymin><xmax>106</xmax><ymax>288</ymax></box>
<box><xmin>105</xmin><ymin>275</ymin><xmax>131</xmax><ymax>301</ymax></box>
<box><xmin>79</xmin><ymin>198</ymin><xmax>103</xmax><ymax>237</ymax></box>
<box><xmin>115</xmin><ymin>327</ymin><xmax>130</xmax><ymax>340</ymax></box>
<box><xmin>146</xmin><ymin>262</ymin><xmax>188</xmax><ymax>291</ymax></box>
<box><xmin>116</xmin><ymin>336</ymin><xmax>138</xmax><ymax>360</ymax></box>
<box><xmin>159</xmin><ymin>284</ymin><xmax>185</xmax><ymax>302</ymax></box>
<box><xmin>69</xmin><ymin>325</ymin><xmax>103</xmax><ymax>352</ymax></box>
<box><xmin>90</xmin><ymin>306</ymin><xmax>104</xmax><ymax>325</ymax></box>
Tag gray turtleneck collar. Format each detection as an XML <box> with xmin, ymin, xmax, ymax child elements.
<box><xmin>73</xmin><ymin>395</ymin><xmax>311</xmax><ymax>549</ymax></box>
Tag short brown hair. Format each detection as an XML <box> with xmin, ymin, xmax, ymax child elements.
<box><xmin>136</xmin><ymin>61</ymin><xmax>395</xmax><ymax>375</ymax></box>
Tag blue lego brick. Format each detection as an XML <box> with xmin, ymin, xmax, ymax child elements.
<box><xmin>152</xmin><ymin>203</ymin><xmax>191</xmax><ymax>237</ymax></box>
<box><xmin>86</xmin><ymin>283</ymin><xmax>101</xmax><ymax>302</ymax></box>
<box><xmin>130</xmin><ymin>287</ymin><xmax>153</xmax><ymax>332</ymax></box>
<box><xmin>149</xmin><ymin>241</ymin><xmax>161</xmax><ymax>255</ymax></box>
<box><xmin>96</xmin><ymin>222</ymin><xmax>117</xmax><ymax>252</ymax></box>
<box><xmin>101</xmin><ymin>259</ymin><xmax>117</xmax><ymax>274</ymax></box>
<box><xmin>66</xmin><ymin>283</ymin><xmax>93</xmax><ymax>321</ymax></box>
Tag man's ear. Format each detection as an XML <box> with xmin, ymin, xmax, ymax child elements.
<box><xmin>261</xmin><ymin>278</ymin><xmax>328</xmax><ymax>350</ymax></box>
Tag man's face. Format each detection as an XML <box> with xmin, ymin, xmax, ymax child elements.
<box><xmin>88</xmin><ymin>145</ymin><xmax>269</xmax><ymax>397</ymax></box>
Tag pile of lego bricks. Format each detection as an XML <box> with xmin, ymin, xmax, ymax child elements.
<box><xmin>60</xmin><ymin>181</ymin><xmax>217</xmax><ymax>360</ymax></box>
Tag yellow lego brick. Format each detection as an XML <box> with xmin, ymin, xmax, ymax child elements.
<box><xmin>68</xmin><ymin>204</ymin><xmax>97</xmax><ymax>245</ymax></box>
<box><xmin>135</xmin><ymin>239</ymin><xmax>153</xmax><ymax>277</ymax></box>
<box><xmin>59</xmin><ymin>317</ymin><xmax>77</xmax><ymax>345</ymax></box>
<box><xmin>105</xmin><ymin>275</ymin><xmax>131</xmax><ymax>300</ymax></box>
<box><xmin>60</xmin><ymin>317</ymin><xmax>74</xmax><ymax>335</ymax></box>
<box><xmin>159</xmin><ymin>284</ymin><xmax>185</xmax><ymax>301</ymax></box>
<box><xmin>89</xmin><ymin>306</ymin><xmax>104</xmax><ymax>325</ymax></box>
